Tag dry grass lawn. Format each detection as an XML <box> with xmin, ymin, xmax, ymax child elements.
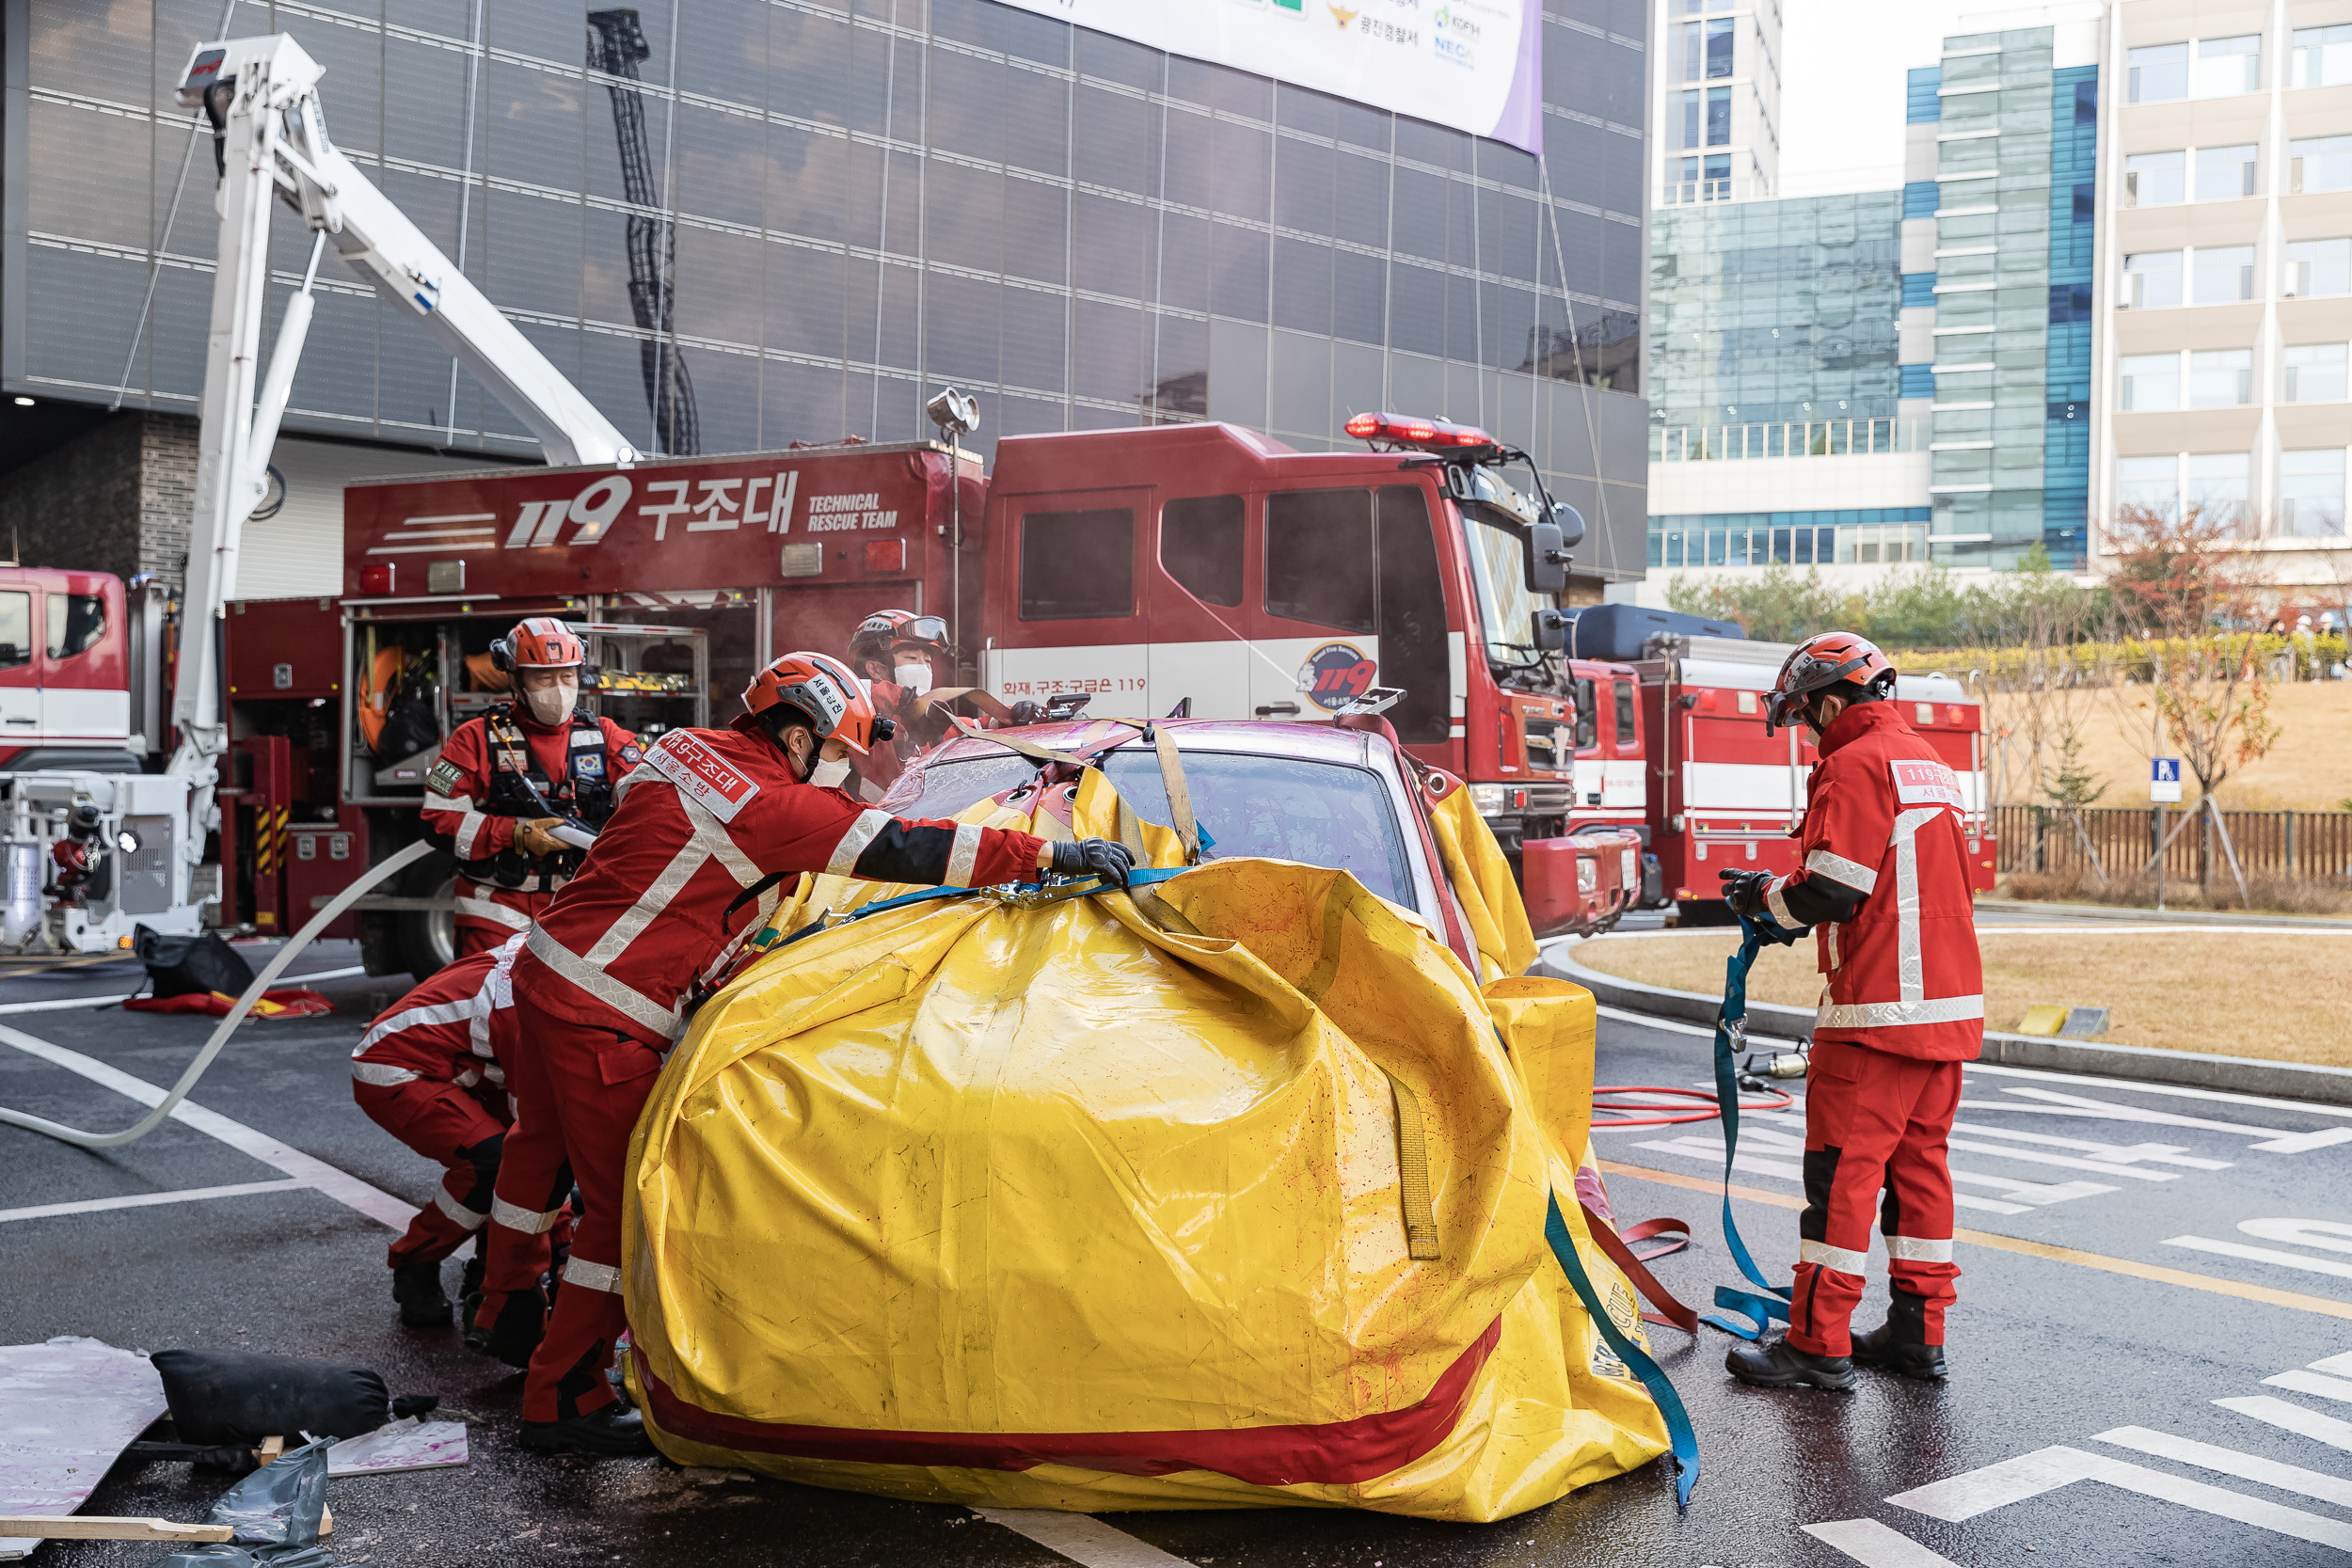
<box><xmin>1572</xmin><ymin>927</ymin><xmax>2352</xmax><ymax>1068</ymax></box>
<box><xmin>1986</xmin><ymin>680</ymin><xmax>2352</xmax><ymax>811</ymax></box>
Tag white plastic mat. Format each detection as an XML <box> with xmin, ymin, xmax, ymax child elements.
<box><xmin>0</xmin><ymin>1337</ymin><xmax>168</xmax><ymax>1559</ymax></box>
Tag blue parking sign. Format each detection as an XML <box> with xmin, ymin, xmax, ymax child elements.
<box><xmin>2151</xmin><ymin>757</ymin><xmax>2183</xmax><ymax>802</ymax></box>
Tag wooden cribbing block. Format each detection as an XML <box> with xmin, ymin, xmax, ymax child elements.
<box><xmin>0</xmin><ymin>1516</ymin><xmax>234</xmax><ymax>1543</ymax></box>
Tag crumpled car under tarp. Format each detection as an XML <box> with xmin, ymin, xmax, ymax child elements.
<box><xmin>623</xmin><ymin>768</ymin><xmax>1668</xmax><ymax>1520</ymax></box>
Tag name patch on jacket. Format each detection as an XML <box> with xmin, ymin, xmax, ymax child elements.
<box><xmin>646</xmin><ymin>731</ymin><xmax>760</xmax><ymax>822</ymax></box>
<box><xmin>1889</xmin><ymin>758</ymin><xmax>1963</xmax><ymax>808</ymax></box>
<box><xmin>426</xmin><ymin>758</ymin><xmax>466</xmax><ymax>797</ymax></box>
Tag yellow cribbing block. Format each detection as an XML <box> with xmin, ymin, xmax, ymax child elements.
<box><xmin>2015</xmin><ymin>1004</ymin><xmax>2068</xmax><ymax>1037</ymax></box>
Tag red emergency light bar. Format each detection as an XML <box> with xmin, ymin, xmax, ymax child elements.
<box><xmin>1343</xmin><ymin>411</ymin><xmax>1500</xmax><ymax>452</ymax></box>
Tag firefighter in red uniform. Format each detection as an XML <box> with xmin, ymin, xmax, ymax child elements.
<box><xmin>420</xmin><ymin>618</ymin><xmax>641</xmax><ymax>957</ymax></box>
<box><xmin>1719</xmin><ymin>632</ymin><xmax>1981</xmax><ymax>1390</ymax></box>
<box><xmin>350</xmin><ymin>934</ymin><xmax>543</xmax><ymax>1328</ymax></box>
<box><xmin>847</xmin><ymin>610</ymin><xmax>1041</xmax><ymax>791</ymax></box>
<box><xmin>472</xmin><ymin>650</ymin><xmax>1135</xmax><ymax>1455</ymax></box>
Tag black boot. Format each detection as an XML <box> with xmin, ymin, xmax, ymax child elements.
<box><xmin>1725</xmin><ymin>1337</ymin><xmax>1856</xmax><ymax>1391</ymax></box>
<box><xmin>459</xmin><ymin>1248</ymin><xmax>486</xmax><ymax>1305</ymax></box>
<box><xmin>464</xmin><ymin>1285</ymin><xmax>548</xmax><ymax>1368</ymax></box>
<box><xmin>392</xmin><ymin>1261</ymin><xmax>452</xmax><ymax>1328</ymax></box>
<box><xmin>520</xmin><ymin>1402</ymin><xmax>653</xmax><ymax>1457</ymax></box>
<box><xmin>1851</xmin><ymin>1322</ymin><xmax>1947</xmax><ymax>1379</ymax></box>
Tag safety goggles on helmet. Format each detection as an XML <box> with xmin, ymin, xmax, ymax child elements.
<box><xmin>848</xmin><ymin>609</ymin><xmax>950</xmax><ymax>670</ymax></box>
<box><xmin>744</xmin><ymin>651</ymin><xmax>881</xmax><ymax>755</ymax></box>
<box><xmin>491</xmin><ymin>616</ymin><xmax>587</xmax><ymax>672</ymax></box>
<box><xmin>1762</xmin><ymin>632</ymin><xmax>1896</xmax><ymax>736</ymax></box>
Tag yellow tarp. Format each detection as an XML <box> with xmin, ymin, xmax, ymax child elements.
<box><xmin>623</xmin><ymin>770</ymin><xmax>1664</xmax><ymax>1520</ymax></box>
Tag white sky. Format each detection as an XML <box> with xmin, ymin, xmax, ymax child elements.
<box><xmin>1774</xmin><ymin>0</ymin><xmax>1981</xmax><ymax>197</ymax></box>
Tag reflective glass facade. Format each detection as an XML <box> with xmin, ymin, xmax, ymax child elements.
<box><xmin>1</xmin><ymin>0</ymin><xmax>1653</xmax><ymax>573</ymax></box>
<box><xmin>1645</xmin><ymin>193</ymin><xmax>1902</xmax><ymax>432</ymax></box>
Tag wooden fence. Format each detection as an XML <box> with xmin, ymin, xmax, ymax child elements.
<box><xmin>1988</xmin><ymin>805</ymin><xmax>2352</xmax><ymax>883</ymax></box>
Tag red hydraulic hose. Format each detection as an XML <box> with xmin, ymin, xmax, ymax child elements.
<box><xmin>1591</xmin><ymin>1083</ymin><xmax>1794</xmax><ymax>1128</ymax></box>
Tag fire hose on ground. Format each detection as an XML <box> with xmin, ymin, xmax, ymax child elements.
<box><xmin>0</xmin><ymin>838</ymin><xmax>435</xmax><ymax>1150</ymax></box>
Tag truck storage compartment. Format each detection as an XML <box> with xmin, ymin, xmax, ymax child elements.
<box><xmin>1519</xmin><ymin>834</ymin><xmax>1609</xmax><ymax>938</ymax></box>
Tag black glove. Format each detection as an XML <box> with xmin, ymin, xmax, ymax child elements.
<box><xmin>1007</xmin><ymin>700</ymin><xmax>1043</xmax><ymax>725</ymax></box>
<box><xmin>1049</xmin><ymin>837</ymin><xmax>1133</xmax><ymax>887</ymax></box>
<box><xmin>1719</xmin><ymin>868</ymin><xmax>1772</xmax><ymax>919</ymax></box>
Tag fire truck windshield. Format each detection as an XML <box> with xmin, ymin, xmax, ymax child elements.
<box><xmin>1457</xmin><ymin>507</ymin><xmax>1555</xmax><ymax>674</ymax></box>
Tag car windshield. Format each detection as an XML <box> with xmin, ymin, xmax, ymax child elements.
<box><xmin>900</xmin><ymin>746</ymin><xmax>1418</xmax><ymax>910</ymax></box>
<box><xmin>1459</xmin><ymin>507</ymin><xmax>1549</xmax><ymax>666</ymax></box>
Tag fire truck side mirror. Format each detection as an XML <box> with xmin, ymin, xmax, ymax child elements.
<box><xmin>1526</xmin><ymin>520</ymin><xmax>1569</xmax><ymax>595</ymax></box>
<box><xmin>1533</xmin><ymin>610</ymin><xmax>1569</xmax><ymax>653</ymax></box>
<box><xmin>1552</xmin><ymin>502</ymin><xmax>1586</xmax><ymax>551</ymax></box>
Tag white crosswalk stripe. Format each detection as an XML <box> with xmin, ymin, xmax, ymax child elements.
<box><xmin>1890</xmin><ymin>1444</ymin><xmax>2352</xmax><ymax>1551</ymax></box>
<box><xmin>1802</xmin><ymin>1517</ymin><xmax>1962</xmax><ymax>1567</ymax></box>
<box><xmin>2094</xmin><ymin>1425</ymin><xmax>2352</xmax><ymax>1507</ymax></box>
<box><xmin>2216</xmin><ymin>1395</ymin><xmax>2352</xmax><ymax>1451</ymax></box>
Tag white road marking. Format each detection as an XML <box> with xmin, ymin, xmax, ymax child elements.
<box><xmin>2242</xmin><ymin>1217</ymin><xmax>2352</xmax><ymax>1254</ymax></box>
<box><xmin>1801</xmin><ymin>1517</ymin><xmax>1961</xmax><ymax>1567</ymax></box>
<box><xmin>0</xmin><ymin>1178</ymin><xmax>307</xmax><ymax>1224</ymax></box>
<box><xmin>1680</xmin><ymin>1121</ymin><xmax>2115</xmax><ymax>1205</ymax></box>
<box><xmin>0</xmin><ymin>967</ymin><xmax>368</xmax><ymax>1018</ymax></box>
<box><xmin>2262</xmin><ymin>1370</ymin><xmax>2352</xmax><ymax>1403</ymax></box>
<box><xmin>1947</xmin><ymin>1122</ymin><xmax>2232</xmax><ymax>1169</ymax></box>
<box><xmin>1941</xmin><ymin>1134</ymin><xmax>2179</xmax><ymax>1182</ymax></box>
<box><xmin>1628</xmin><ymin>1135</ymin><xmax>2038</xmax><ymax>1215</ymax></box>
<box><xmin>1963</xmin><ymin>1061</ymin><xmax>2352</xmax><ymax>1122</ymax></box>
<box><xmin>973</xmin><ymin>1509</ymin><xmax>1194</xmax><ymax>1568</ymax></box>
<box><xmin>1889</xmin><ymin>1443</ymin><xmax>2352</xmax><ymax>1550</ymax></box>
<box><xmin>2312</xmin><ymin>1351</ymin><xmax>2352</xmax><ymax>1376</ymax></box>
<box><xmin>2164</xmin><ymin>1235</ymin><xmax>2352</xmax><ymax>1281</ymax></box>
<box><xmin>2094</xmin><ymin>1426</ymin><xmax>2352</xmax><ymax>1508</ymax></box>
<box><xmin>2216</xmin><ymin>1395</ymin><xmax>2352</xmax><ymax>1452</ymax></box>
<box><xmin>0</xmin><ymin>1023</ymin><xmax>410</xmax><ymax>1231</ymax></box>
<box><xmin>1593</xmin><ymin>1003</ymin><xmax>1804</xmax><ymax>1047</ymax></box>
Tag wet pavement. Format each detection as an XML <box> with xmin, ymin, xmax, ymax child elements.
<box><xmin>3</xmin><ymin>942</ymin><xmax>2349</xmax><ymax>1566</ymax></box>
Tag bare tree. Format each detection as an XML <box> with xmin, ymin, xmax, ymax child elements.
<box><xmin>2104</xmin><ymin>503</ymin><xmax>2280</xmax><ymax>904</ymax></box>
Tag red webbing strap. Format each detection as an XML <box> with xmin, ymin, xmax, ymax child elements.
<box><xmin>1581</xmin><ymin>1203</ymin><xmax>1700</xmax><ymax>1334</ymax></box>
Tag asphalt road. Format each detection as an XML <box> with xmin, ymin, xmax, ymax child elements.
<box><xmin>3</xmin><ymin>942</ymin><xmax>2350</xmax><ymax>1566</ymax></box>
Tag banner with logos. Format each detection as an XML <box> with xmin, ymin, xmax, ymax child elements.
<box><xmin>999</xmin><ymin>0</ymin><xmax>1544</xmax><ymax>155</ymax></box>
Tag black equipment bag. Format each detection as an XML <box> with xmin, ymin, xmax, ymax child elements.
<box><xmin>134</xmin><ymin>927</ymin><xmax>258</xmax><ymax>1000</ymax></box>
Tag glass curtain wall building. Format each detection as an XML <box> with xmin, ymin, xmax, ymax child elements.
<box><xmin>1915</xmin><ymin>21</ymin><xmax>2098</xmax><ymax>570</ymax></box>
<box><xmin>0</xmin><ymin>0</ymin><xmax>1652</xmax><ymax>582</ymax></box>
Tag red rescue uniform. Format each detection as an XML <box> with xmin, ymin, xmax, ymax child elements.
<box><xmin>482</xmin><ymin>717</ymin><xmax>1048</xmax><ymax>1423</ymax></box>
<box><xmin>421</xmin><ymin>705</ymin><xmax>640</xmax><ymax>956</ymax></box>
<box><xmin>1755</xmin><ymin>701</ymin><xmax>1982</xmax><ymax>1356</ymax></box>
<box><xmin>350</xmin><ymin>936</ymin><xmax>524</xmax><ymax>1270</ymax></box>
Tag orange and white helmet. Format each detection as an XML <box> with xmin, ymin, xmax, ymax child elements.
<box><xmin>744</xmin><ymin>651</ymin><xmax>880</xmax><ymax>755</ymax></box>
<box><xmin>848</xmin><ymin>609</ymin><xmax>950</xmax><ymax>670</ymax></box>
<box><xmin>491</xmin><ymin>616</ymin><xmax>586</xmax><ymax>672</ymax></box>
<box><xmin>1763</xmin><ymin>631</ymin><xmax>1897</xmax><ymax>735</ymax></box>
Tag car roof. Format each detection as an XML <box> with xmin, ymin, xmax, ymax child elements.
<box><xmin>925</xmin><ymin>717</ymin><xmax>1400</xmax><ymax>770</ymax></box>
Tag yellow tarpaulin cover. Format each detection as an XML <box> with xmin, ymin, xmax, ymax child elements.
<box><xmin>624</xmin><ymin>770</ymin><xmax>1666</xmax><ymax>1520</ymax></box>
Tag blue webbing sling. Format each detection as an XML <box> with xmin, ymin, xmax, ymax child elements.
<box><xmin>1700</xmin><ymin>914</ymin><xmax>1797</xmax><ymax>1340</ymax></box>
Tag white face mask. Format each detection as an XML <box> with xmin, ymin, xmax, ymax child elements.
<box><xmin>523</xmin><ymin>674</ymin><xmax>579</xmax><ymax>727</ymax></box>
<box><xmin>808</xmin><ymin>757</ymin><xmax>852</xmax><ymax>790</ymax></box>
<box><xmin>893</xmin><ymin>662</ymin><xmax>933</xmax><ymax>697</ymax></box>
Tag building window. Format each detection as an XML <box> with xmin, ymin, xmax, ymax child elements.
<box><xmin>2280</xmin><ymin>450</ymin><xmax>2348</xmax><ymax>537</ymax></box>
<box><xmin>1706</xmin><ymin>18</ymin><xmax>1735</xmax><ymax>79</ymax></box>
<box><xmin>1901</xmin><ymin>272</ymin><xmax>1936</xmax><ymax>309</ymax></box>
<box><xmin>2292</xmin><ymin>24</ymin><xmax>2352</xmax><ymax>88</ymax></box>
<box><xmin>2116</xmin><ymin>455</ymin><xmax>2179</xmax><ymax>518</ymax></box>
<box><xmin>2186</xmin><ymin>452</ymin><xmax>2249</xmax><ymax>531</ymax></box>
<box><xmin>2290</xmin><ymin>136</ymin><xmax>2352</xmax><ymax>195</ymax></box>
<box><xmin>2195</xmin><ymin>145</ymin><xmax>2259</xmax><ymax>201</ymax></box>
<box><xmin>1678</xmin><ymin>90</ymin><xmax>1703</xmax><ymax>150</ymax></box>
<box><xmin>1677</xmin><ymin>21</ymin><xmax>1706</xmax><ymax>82</ymax></box>
<box><xmin>2283</xmin><ymin>343</ymin><xmax>2349</xmax><ymax>404</ymax></box>
<box><xmin>2190</xmin><ymin>245</ymin><xmax>2255</xmax><ymax>305</ymax></box>
<box><xmin>2120</xmin><ymin>353</ymin><xmax>2181</xmax><ymax>411</ymax></box>
<box><xmin>2283</xmin><ymin>239</ymin><xmax>2352</xmax><ymax>298</ymax></box>
<box><xmin>2125</xmin><ymin>150</ymin><xmax>2185</xmax><ymax>207</ymax></box>
<box><xmin>1707</xmin><ymin>86</ymin><xmax>1732</xmax><ymax>147</ymax></box>
<box><xmin>2122</xmin><ymin>250</ymin><xmax>2183</xmax><ymax>309</ymax></box>
<box><xmin>2128</xmin><ymin>42</ymin><xmax>2189</xmax><ymax>103</ymax></box>
<box><xmin>2188</xmin><ymin>348</ymin><xmax>2251</xmax><ymax>407</ymax></box>
<box><xmin>2194</xmin><ymin>36</ymin><xmax>2261</xmax><ymax>97</ymax></box>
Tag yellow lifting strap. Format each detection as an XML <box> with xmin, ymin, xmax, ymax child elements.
<box><xmin>1150</xmin><ymin>723</ymin><xmax>1200</xmax><ymax>864</ymax></box>
<box><xmin>1380</xmin><ymin>1068</ymin><xmax>1442</xmax><ymax>1260</ymax></box>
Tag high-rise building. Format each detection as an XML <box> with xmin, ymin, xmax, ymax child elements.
<box><xmin>1653</xmin><ymin>0</ymin><xmax>1783</xmax><ymax>207</ymax></box>
<box><xmin>1915</xmin><ymin>11</ymin><xmax>2102</xmax><ymax>571</ymax></box>
<box><xmin>0</xmin><ymin>0</ymin><xmax>1653</xmax><ymax>599</ymax></box>
<box><xmin>2095</xmin><ymin>2</ymin><xmax>2352</xmax><ymax>592</ymax></box>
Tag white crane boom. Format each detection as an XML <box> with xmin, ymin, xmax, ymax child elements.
<box><xmin>169</xmin><ymin>32</ymin><xmax>637</xmax><ymax>791</ymax></box>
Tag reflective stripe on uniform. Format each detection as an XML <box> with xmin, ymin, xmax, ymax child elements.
<box><xmin>1887</xmin><ymin>805</ymin><xmax>1942</xmax><ymax>1003</ymax></box>
<box><xmin>356</xmin><ymin>994</ymin><xmax>480</xmax><ymax>1055</ymax></box>
<box><xmin>455</xmin><ymin>895</ymin><xmax>532</xmax><ymax>930</ymax></box>
<box><xmin>453</xmin><ymin>811</ymin><xmax>495</xmax><ymax>861</ymax></box>
<box><xmin>435</xmin><ymin>1187</ymin><xmax>491</xmax><ymax>1229</ymax></box>
<box><xmin>527</xmin><ymin>926</ymin><xmax>681</xmax><ymax>1038</ymax></box>
<box><xmin>1799</xmin><ymin>1238</ymin><xmax>1868</xmax><ymax>1276</ymax></box>
<box><xmin>1816</xmin><ymin>994</ymin><xmax>1984</xmax><ymax>1029</ymax></box>
<box><xmin>825</xmin><ymin>809</ymin><xmax>890</xmax><ymax>877</ymax></box>
<box><xmin>1806</xmin><ymin>847</ymin><xmax>1879</xmax><ymax>894</ymax></box>
<box><xmin>491</xmin><ymin>1195</ymin><xmax>565</xmax><ymax>1234</ymax></box>
<box><xmin>423</xmin><ymin>792</ymin><xmax>475</xmax><ymax>814</ymax></box>
<box><xmin>581</xmin><ymin>812</ymin><xmax>744</xmax><ymax>967</ymax></box>
<box><xmin>1765</xmin><ymin>879</ymin><xmax>1804</xmax><ymax>931</ymax></box>
<box><xmin>1885</xmin><ymin>1234</ymin><xmax>1954</xmax><ymax>1263</ymax></box>
<box><xmin>350</xmin><ymin>1060</ymin><xmax>421</xmax><ymax>1086</ymax></box>
<box><xmin>945</xmin><ymin>821</ymin><xmax>983</xmax><ymax>888</ymax></box>
<box><xmin>564</xmin><ymin>1258</ymin><xmax>621</xmax><ymax>1293</ymax></box>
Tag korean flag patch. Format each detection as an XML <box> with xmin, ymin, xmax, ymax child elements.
<box><xmin>576</xmin><ymin>752</ymin><xmax>606</xmax><ymax>778</ymax></box>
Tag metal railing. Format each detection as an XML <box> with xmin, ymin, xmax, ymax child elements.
<box><xmin>1990</xmin><ymin>804</ymin><xmax>2352</xmax><ymax>883</ymax></box>
<box><xmin>1650</xmin><ymin>418</ymin><xmax>1930</xmax><ymax>462</ymax></box>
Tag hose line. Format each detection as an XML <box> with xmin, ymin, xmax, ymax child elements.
<box><xmin>0</xmin><ymin>838</ymin><xmax>432</xmax><ymax>1150</ymax></box>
